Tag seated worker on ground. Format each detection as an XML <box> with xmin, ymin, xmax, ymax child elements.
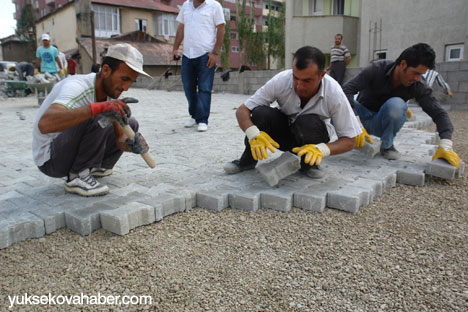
<box><xmin>10</xmin><ymin>62</ymin><xmax>35</xmax><ymax>81</ymax></box>
<box><xmin>224</xmin><ymin>46</ymin><xmax>362</xmax><ymax>179</ymax></box>
<box><xmin>342</xmin><ymin>43</ymin><xmax>460</xmax><ymax>169</ymax></box>
<box><xmin>32</xmin><ymin>43</ymin><xmax>151</xmax><ymax>197</ymax></box>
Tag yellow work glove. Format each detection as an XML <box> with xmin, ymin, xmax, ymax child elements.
<box><xmin>60</xmin><ymin>69</ymin><xmax>64</xmax><ymax>76</ymax></box>
<box><xmin>432</xmin><ymin>139</ymin><xmax>461</xmax><ymax>170</ymax></box>
<box><xmin>292</xmin><ymin>143</ymin><xmax>330</xmax><ymax>166</ymax></box>
<box><xmin>449</xmin><ymin>92</ymin><xmax>453</xmax><ymax>98</ymax></box>
<box><xmin>245</xmin><ymin>126</ymin><xmax>279</xmax><ymax>161</ymax></box>
<box><xmin>34</xmin><ymin>69</ymin><xmax>39</xmax><ymax>75</ymax></box>
<box><xmin>406</xmin><ymin>108</ymin><xmax>413</xmax><ymax>119</ymax></box>
<box><xmin>64</xmin><ymin>68</ymin><xmax>68</xmax><ymax>75</ymax></box>
<box><xmin>355</xmin><ymin>116</ymin><xmax>373</xmax><ymax>148</ymax></box>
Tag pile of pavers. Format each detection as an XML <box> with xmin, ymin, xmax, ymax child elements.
<box><xmin>0</xmin><ymin>91</ymin><xmax>463</xmax><ymax>249</ymax></box>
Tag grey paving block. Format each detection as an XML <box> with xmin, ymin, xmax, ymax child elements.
<box><xmin>196</xmin><ymin>191</ymin><xmax>229</xmax><ymax>212</ymax></box>
<box><xmin>137</xmin><ymin>193</ymin><xmax>186</xmax><ymax>218</ymax></box>
<box><xmin>256</xmin><ymin>152</ymin><xmax>301</xmax><ymax>186</ymax></box>
<box><xmin>396</xmin><ymin>169</ymin><xmax>425</xmax><ymax>186</ymax></box>
<box><xmin>228</xmin><ymin>193</ymin><xmax>260</xmax><ymax>211</ymax></box>
<box><xmin>327</xmin><ymin>186</ymin><xmax>371</xmax><ymax>214</ymax></box>
<box><xmin>100</xmin><ymin>202</ymin><xmax>156</xmax><ymax>235</ymax></box>
<box><xmin>260</xmin><ymin>192</ymin><xmax>292</xmax><ymax>212</ymax></box>
<box><xmin>347</xmin><ymin>178</ymin><xmax>384</xmax><ymax>201</ymax></box>
<box><xmin>293</xmin><ymin>191</ymin><xmax>326</xmax><ymax>212</ymax></box>
<box><xmin>0</xmin><ymin>211</ymin><xmax>45</xmax><ymax>249</ymax></box>
<box><xmin>65</xmin><ymin>202</ymin><xmax>115</xmax><ymax>236</ymax></box>
<box><xmin>425</xmin><ymin>159</ymin><xmax>457</xmax><ymax>179</ymax></box>
<box><xmin>455</xmin><ymin>161</ymin><xmax>465</xmax><ymax>178</ymax></box>
<box><xmin>28</xmin><ymin>204</ymin><xmax>67</xmax><ymax>235</ymax></box>
<box><xmin>357</xmin><ymin>140</ymin><xmax>381</xmax><ymax>158</ymax></box>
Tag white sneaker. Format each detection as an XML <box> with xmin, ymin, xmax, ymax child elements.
<box><xmin>197</xmin><ymin>123</ymin><xmax>208</xmax><ymax>132</ymax></box>
<box><xmin>90</xmin><ymin>167</ymin><xmax>114</xmax><ymax>177</ymax></box>
<box><xmin>184</xmin><ymin>118</ymin><xmax>197</xmax><ymax>128</ymax></box>
<box><xmin>64</xmin><ymin>175</ymin><xmax>109</xmax><ymax>197</ymax></box>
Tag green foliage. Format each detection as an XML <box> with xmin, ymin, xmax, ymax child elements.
<box><xmin>15</xmin><ymin>4</ymin><xmax>37</xmax><ymax>62</ymax></box>
<box><xmin>265</xmin><ymin>0</ymin><xmax>285</xmax><ymax>69</ymax></box>
<box><xmin>235</xmin><ymin>0</ymin><xmax>254</xmax><ymax>67</ymax></box>
<box><xmin>218</xmin><ymin>0</ymin><xmax>231</xmax><ymax>70</ymax></box>
<box><xmin>247</xmin><ymin>31</ymin><xmax>265</xmax><ymax>69</ymax></box>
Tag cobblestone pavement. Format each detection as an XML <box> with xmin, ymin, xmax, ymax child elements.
<box><xmin>0</xmin><ymin>89</ymin><xmax>461</xmax><ymax>248</ymax></box>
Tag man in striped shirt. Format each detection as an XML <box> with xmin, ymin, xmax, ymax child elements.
<box><xmin>327</xmin><ymin>34</ymin><xmax>351</xmax><ymax>85</ymax></box>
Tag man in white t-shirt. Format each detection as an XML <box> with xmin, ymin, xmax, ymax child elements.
<box><xmin>172</xmin><ymin>0</ymin><xmax>225</xmax><ymax>132</ymax></box>
<box><xmin>32</xmin><ymin>43</ymin><xmax>151</xmax><ymax>197</ymax></box>
<box><xmin>224</xmin><ymin>46</ymin><xmax>362</xmax><ymax>179</ymax></box>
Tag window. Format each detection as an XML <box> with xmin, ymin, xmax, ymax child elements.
<box><xmin>92</xmin><ymin>4</ymin><xmax>120</xmax><ymax>38</ymax></box>
<box><xmin>232</xmin><ymin>46</ymin><xmax>240</xmax><ymax>52</ymax></box>
<box><xmin>155</xmin><ymin>13</ymin><xmax>177</xmax><ymax>36</ymax></box>
<box><xmin>445</xmin><ymin>44</ymin><xmax>464</xmax><ymax>62</ymax></box>
<box><xmin>135</xmin><ymin>19</ymin><xmax>148</xmax><ymax>32</ymax></box>
<box><xmin>230</xmin><ymin>32</ymin><xmax>237</xmax><ymax>40</ymax></box>
<box><xmin>374</xmin><ymin>50</ymin><xmax>387</xmax><ymax>60</ymax></box>
<box><xmin>294</xmin><ymin>0</ymin><xmax>323</xmax><ymax>16</ymax></box>
<box><xmin>220</xmin><ymin>46</ymin><xmax>225</xmax><ymax>52</ymax></box>
<box><xmin>333</xmin><ymin>0</ymin><xmax>345</xmax><ymax>15</ymax></box>
<box><xmin>223</xmin><ymin>8</ymin><xmax>230</xmax><ymax>21</ymax></box>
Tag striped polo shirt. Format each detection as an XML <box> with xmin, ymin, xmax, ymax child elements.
<box><xmin>330</xmin><ymin>44</ymin><xmax>351</xmax><ymax>63</ymax></box>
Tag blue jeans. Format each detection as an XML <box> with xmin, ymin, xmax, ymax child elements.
<box><xmin>181</xmin><ymin>54</ymin><xmax>215</xmax><ymax>124</ymax></box>
<box><xmin>354</xmin><ymin>97</ymin><xmax>407</xmax><ymax>149</ymax></box>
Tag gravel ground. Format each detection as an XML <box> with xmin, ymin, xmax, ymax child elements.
<box><xmin>1</xmin><ymin>110</ymin><xmax>467</xmax><ymax>312</ymax></box>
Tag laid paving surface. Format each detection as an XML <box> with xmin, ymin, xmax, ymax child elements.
<box><xmin>0</xmin><ymin>89</ymin><xmax>462</xmax><ymax>248</ymax></box>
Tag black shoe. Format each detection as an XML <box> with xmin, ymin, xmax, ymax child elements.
<box><xmin>380</xmin><ymin>145</ymin><xmax>401</xmax><ymax>160</ymax></box>
<box><xmin>223</xmin><ymin>159</ymin><xmax>256</xmax><ymax>174</ymax></box>
<box><xmin>301</xmin><ymin>164</ymin><xmax>325</xmax><ymax>179</ymax></box>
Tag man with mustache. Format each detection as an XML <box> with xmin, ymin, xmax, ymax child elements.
<box><xmin>342</xmin><ymin>43</ymin><xmax>460</xmax><ymax>170</ymax></box>
<box><xmin>32</xmin><ymin>43</ymin><xmax>150</xmax><ymax>197</ymax></box>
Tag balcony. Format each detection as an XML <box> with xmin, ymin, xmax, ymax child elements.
<box><xmin>45</xmin><ymin>0</ymin><xmax>55</xmax><ymax>6</ymax></box>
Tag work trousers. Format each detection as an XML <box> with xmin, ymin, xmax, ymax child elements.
<box><xmin>39</xmin><ymin>116</ymin><xmax>138</xmax><ymax>178</ymax></box>
<box><xmin>240</xmin><ymin>106</ymin><xmax>330</xmax><ymax>169</ymax></box>
<box><xmin>329</xmin><ymin>61</ymin><xmax>346</xmax><ymax>85</ymax></box>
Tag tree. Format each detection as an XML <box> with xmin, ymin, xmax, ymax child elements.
<box><xmin>235</xmin><ymin>0</ymin><xmax>254</xmax><ymax>68</ymax></box>
<box><xmin>16</xmin><ymin>4</ymin><xmax>37</xmax><ymax>62</ymax></box>
<box><xmin>218</xmin><ymin>0</ymin><xmax>231</xmax><ymax>70</ymax></box>
<box><xmin>247</xmin><ymin>31</ymin><xmax>265</xmax><ymax>69</ymax></box>
<box><xmin>265</xmin><ymin>0</ymin><xmax>285</xmax><ymax>69</ymax></box>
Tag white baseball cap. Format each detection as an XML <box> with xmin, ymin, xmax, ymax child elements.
<box><xmin>41</xmin><ymin>34</ymin><xmax>50</xmax><ymax>41</ymax></box>
<box><xmin>105</xmin><ymin>43</ymin><xmax>150</xmax><ymax>77</ymax></box>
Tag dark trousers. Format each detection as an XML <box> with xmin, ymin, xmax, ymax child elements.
<box><xmin>329</xmin><ymin>61</ymin><xmax>346</xmax><ymax>85</ymax></box>
<box><xmin>240</xmin><ymin>106</ymin><xmax>329</xmax><ymax>169</ymax></box>
<box><xmin>39</xmin><ymin>116</ymin><xmax>139</xmax><ymax>178</ymax></box>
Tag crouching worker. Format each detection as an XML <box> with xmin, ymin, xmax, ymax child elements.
<box><xmin>32</xmin><ymin>43</ymin><xmax>151</xmax><ymax>197</ymax></box>
<box><xmin>224</xmin><ymin>46</ymin><xmax>362</xmax><ymax>178</ymax></box>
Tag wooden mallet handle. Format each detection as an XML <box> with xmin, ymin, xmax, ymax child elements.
<box><xmin>122</xmin><ymin>125</ymin><xmax>156</xmax><ymax>168</ymax></box>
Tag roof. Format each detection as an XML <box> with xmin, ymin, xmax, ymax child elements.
<box><xmin>92</xmin><ymin>0</ymin><xmax>179</xmax><ymax>14</ymax></box>
<box><xmin>77</xmin><ymin>31</ymin><xmax>175</xmax><ymax>66</ymax></box>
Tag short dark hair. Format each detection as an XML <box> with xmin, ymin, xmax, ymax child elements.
<box><xmin>101</xmin><ymin>56</ymin><xmax>124</xmax><ymax>72</ymax></box>
<box><xmin>395</xmin><ymin>43</ymin><xmax>435</xmax><ymax>69</ymax></box>
<box><xmin>293</xmin><ymin>46</ymin><xmax>325</xmax><ymax>72</ymax></box>
<box><xmin>335</xmin><ymin>34</ymin><xmax>343</xmax><ymax>39</ymax></box>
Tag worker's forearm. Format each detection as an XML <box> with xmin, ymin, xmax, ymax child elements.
<box><xmin>236</xmin><ymin>104</ymin><xmax>254</xmax><ymax>132</ymax></box>
<box><xmin>38</xmin><ymin>105</ymin><xmax>92</xmax><ymax>134</ymax></box>
<box><xmin>326</xmin><ymin>137</ymin><xmax>356</xmax><ymax>155</ymax></box>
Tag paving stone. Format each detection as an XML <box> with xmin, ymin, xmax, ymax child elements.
<box><xmin>100</xmin><ymin>202</ymin><xmax>156</xmax><ymax>235</ymax></box>
<box><xmin>327</xmin><ymin>186</ymin><xmax>371</xmax><ymax>214</ymax></box>
<box><xmin>293</xmin><ymin>191</ymin><xmax>326</xmax><ymax>212</ymax></box>
<box><xmin>426</xmin><ymin>159</ymin><xmax>457</xmax><ymax>179</ymax></box>
<box><xmin>0</xmin><ymin>211</ymin><xmax>45</xmax><ymax>249</ymax></box>
<box><xmin>28</xmin><ymin>204</ymin><xmax>68</xmax><ymax>235</ymax></box>
<box><xmin>256</xmin><ymin>152</ymin><xmax>301</xmax><ymax>186</ymax></box>
<box><xmin>196</xmin><ymin>191</ymin><xmax>229</xmax><ymax>212</ymax></box>
<box><xmin>137</xmin><ymin>193</ymin><xmax>186</xmax><ymax>218</ymax></box>
<box><xmin>455</xmin><ymin>161</ymin><xmax>465</xmax><ymax>178</ymax></box>
<box><xmin>357</xmin><ymin>139</ymin><xmax>381</xmax><ymax>158</ymax></box>
<box><xmin>260</xmin><ymin>192</ymin><xmax>292</xmax><ymax>212</ymax></box>
<box><xmin>396</xmin><ymin>169</ymin><xmax>425</xmax><ymax>186</ymax></box>
<box><xmin>347</xmin><ymin>178</ymin><xmax>384</xmax><ymax>200</ymax></box>
<box><xmin>228</xmin><ymin>193</ymin><xmax>260</xmax><ymax>211</ymax></box>
<box><xmin>64</xmin><ymin>202</ymin><xmax>115</xmax><ymax>236</ymax></box>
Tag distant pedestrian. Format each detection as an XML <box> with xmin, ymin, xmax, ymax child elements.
<box><xmin>422</xmin><ymin>69</ymin><xmax>453</xmax><ymax>98</ymax></box>
<box><xmin>326</xmin><ymin>34</ymin><xmax>351</xmax><ymax>85</ymax></box>
<box><xmin>172</xmin><ymin>0</ymin><xmax>226</xmax><ymax>132</ymax></box>
<box><xmin>35</xmin><ymin>34</ymin><xmax>63</xmax><ymax>75</ymax></box>
<box><xmin>67</xmin><ymin>56</ymin><xmax>77</xmax><ymax>75</ymax></box>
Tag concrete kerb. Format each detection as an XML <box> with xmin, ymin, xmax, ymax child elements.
<box><xmin>0</xmin><ymin>90</ymin><xmax>464</xmax><ymax>249</ymax></box>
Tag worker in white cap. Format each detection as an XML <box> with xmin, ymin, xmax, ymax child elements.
<box><xmin>35</xmin><ymin>33</ymin><xmax>63</xmax><ymax>75</ymax></box>
<box><xmin>33</xmin><ymin>43</ymin><xmax>151</xmax><ymax>197</ymax></box>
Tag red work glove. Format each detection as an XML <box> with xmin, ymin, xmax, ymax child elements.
<box><xmin>90</xmin><ymin>99</ymin><xmax>131</xmax><ymax>119</ymax></box>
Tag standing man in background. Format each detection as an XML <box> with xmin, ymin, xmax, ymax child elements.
<box><xmin>326</xmin><ymin>34</ymin><xmax>351</xmax><ymax>85</ymax></box>
<box><xmin>35</xmin><ymin>34</ymin><xmax>63</xmax><ymax>75</ymax></box>
<box><xmin>172</xmin><ymin>0</ymin><xmax>225</xmax><ymax>132</ymax></box>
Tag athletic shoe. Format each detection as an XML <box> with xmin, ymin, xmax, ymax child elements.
<box><xmin>184</xmin><ymin>118</ymin><xmax>197</xmax><ymax>128</ymax></box>
<box><xmin>380</xmin><ymin>145</ymin><xmax>401</xmax><ymax>160</ymax></box>
<box><xmin>64</xmin><ymin>175</ymin><xmax>109</xmax><ymax>197</ymax></box>
<box><xmin>303</xmin><ymin>165</ymin><xmax>325</xmax><ymax>179</ymax></box>
<box><xmin>197</xmin><ymin>123</ymin><xmax>208</xmax><ymax>132</ymax></box>
<box><xmin>223</xmin><ymin>159</ymin><xmax>256</xmax><ymax>174</ymax></box>
<box><xmin>90</xmin><ymin>167</ymin><xmax>114</xmax><ymax>177</ymax></box>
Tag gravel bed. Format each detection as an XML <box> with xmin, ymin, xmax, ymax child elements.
<box><xmin>1</xmin><ymin>111</ymin><xmax>467</xmax><ymax>312</ymax></box>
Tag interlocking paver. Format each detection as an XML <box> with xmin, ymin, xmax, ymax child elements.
<box><xmin>0</xmin><ymin>90</ymin><xmax>463</xmax><ymax>248</ymax></box>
